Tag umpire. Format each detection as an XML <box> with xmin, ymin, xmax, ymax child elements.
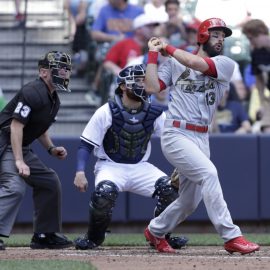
<box><xmin>0</xmin><ymin>51</ymin><xmax>73</xmax><ymax>250</ymax></box>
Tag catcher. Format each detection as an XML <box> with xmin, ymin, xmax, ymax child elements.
<box><xmin>73</xmin><ymin>64</ymin><xmax>188</xmax><ymax>250</ymax></box>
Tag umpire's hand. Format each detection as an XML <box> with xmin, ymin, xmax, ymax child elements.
<box><xmin>16</xmin><ymin>159</ymin><xmax>30</xmax><ymax>178</ymax></box>
<box><xmin>50</xmin><ymin>146</ymin><xmax>67</xmax><ymax>160</ymax></box>
<box><xmin>74</xmin><ymin>171</ymin><xmax>88</xmax><ymax>192</ymax></box>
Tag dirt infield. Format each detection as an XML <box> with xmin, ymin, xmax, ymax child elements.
<box><xmin>0</xmin><ymin>246</ymin><xmax>269</xmax><ymax>270</ymax></box>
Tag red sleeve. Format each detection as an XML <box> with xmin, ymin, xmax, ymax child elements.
<box><xmin>159</xmin><ymin>79</ymin><xmax>167</xmax><ymax>91</ymax></box>
<box><xmin>105</xmin><ymin>39</ymin><xmax>141</xmax><ymax>68</ymax></box>
<box><xmin>105</xmin><ymin>42</ymin><xmax>122</xmax><ymax>64</ymax></box>
<box><xmin>203</xmin><ymin>57</ymin><xmax>217</xmax><ymax>78</ymax></box>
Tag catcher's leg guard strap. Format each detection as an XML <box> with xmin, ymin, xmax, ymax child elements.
<box><xmin>87</xmin><ymin>180</ymin><xmax>119</xmax><ymax>245</ymax></box>
<box><xmin>165</xmin><ymin>233</ymin><xmax>189</xmax><ymax>249</ymax></box>
<box><xmin>152</xmin><ymin>176</ymin><xmax>179</xmax><ymax>217</ymax></box>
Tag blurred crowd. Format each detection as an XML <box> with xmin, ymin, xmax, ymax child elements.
<box><xmin>62</xmin><ymin>0</ymin><xmax>270</xmax><ymax>135</ymax></box>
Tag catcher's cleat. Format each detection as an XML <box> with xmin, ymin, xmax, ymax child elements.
<box><xmin>30</xmin><ymin>233</ymin><xmax>73</xmax><ymax>249</ymax></box>
<box><xmin>165</xmin><ymin>233</ymin><xmax>189</xmax><ymax>249</ymax></box>
<box><xmin>144</xmin><ymin>227</ymin><xmax>175</xmax><ymax>253</ymax></box>
<box><xmin>0</xmin><ymin>239</ymin><xmax>5</xmax><ymax>250</ymax></box>
<box><xmin>224</xmin><ymin>236</ymin><xmax>260</xmax><ymax>255</ymax></box>
<box><xmin>74</xmin><ymin>236</ymin><xmax>97</xmax><ymax>250</ymax></box>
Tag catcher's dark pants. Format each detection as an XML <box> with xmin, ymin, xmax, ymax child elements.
<box><xmin>0</xmin><ymin>146</ymin><xmax>62</xmax><ymax>237</ymax></box>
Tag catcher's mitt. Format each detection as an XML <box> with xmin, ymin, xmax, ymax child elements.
<box><xmin>170</xmin><ymin>168</ymin><xmax>180</xmax><ymax>189</ymax></box>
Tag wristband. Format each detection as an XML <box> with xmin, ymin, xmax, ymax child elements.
<box><xmin>165</xmin><ymin>45</ymin><xmax>177</xmax><ymax>56</ymax></box>
<box><xmin>47</xmin><ymin>145</ymin><xmax>56</xmax><ymax>155</ymax></box>
<box><xmin>147</xmin><ymin>51</ymin><xmax>158</xmax><ymax>64</ymax></box>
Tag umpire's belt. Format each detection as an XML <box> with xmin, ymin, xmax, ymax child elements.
<box><xmin>165</xmin><ymin>119</ymin><xmax>209</xmax><ymax>133</ymax></box>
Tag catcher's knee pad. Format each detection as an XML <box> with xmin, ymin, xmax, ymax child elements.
<box><xmin>91</xmin><ymin>180</ymin><xmax>119</xmax><ymax>211</ymax></box>
<box><xmin>152</xmin><ymin>176</ymin><xmax>179</xmax><ymax>217</ymax></box>
<box><xmin>88</xmin><ymin>180</ymin><xmax>119</xmax><ymax>245</ymax></box>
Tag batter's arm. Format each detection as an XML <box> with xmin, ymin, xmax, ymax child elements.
<box><xmin>145</xmin><ymin>37</ymin><xmax>164</xmax><ymax>94</ymax></box>
<box><xmin>145</xmin><ymin>61</ymin><xmax>160</xmax><ymax>94</ymax></box>
<box><xmin>161</xmin><ymin>40</ymin><xmax>209</xmax><ymax>73</ymax></box>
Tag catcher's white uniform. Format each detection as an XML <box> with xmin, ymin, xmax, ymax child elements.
<box><xmin>80</xmin><ymin>103</ymin><xmax>167</xmax><ymax>197</ymax></box>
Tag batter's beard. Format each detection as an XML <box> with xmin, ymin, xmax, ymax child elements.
<box><xmin>126</xmin><ymin>89</ymin><xmax>142</xmax><ymax>102</ymax></box>
<box><xmin>203</xmin><ymin>43</ymin><xmax>222</xmax><ymax>57</ymax></box>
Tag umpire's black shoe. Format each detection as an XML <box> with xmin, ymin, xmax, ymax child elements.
<box><xmin>165</xmin><ymin>233</ymin><xmax>189</xmax><ymax>249</ymax></box>
<box><xmin>30</xmin><ymin>233</ymin><xmax>73</xmax><ymax>249</ymax></box>
<box><xmin>74</xmin><ymin>236</ymin><xmax>97</xmax><ymax>250</ymax></box>
<box><xmin>0</xmin><ymin>239</ymin><xmax>5</xmax><ymax>250</ymax></box>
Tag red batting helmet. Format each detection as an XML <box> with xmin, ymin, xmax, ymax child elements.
<box><xmin>197</xmin><ymin>18</ymin><xmax>232</xmax><ymax>44</ymax></box>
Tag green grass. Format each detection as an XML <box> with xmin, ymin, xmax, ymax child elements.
<box><xmin>0</xmin><ymin>260</ymin><xmax>96</xmax><ymax>270</ymax></box>
<box><xmin>2</xmin><ymin>233</ymin><xmax>270</xmax><ymax>247</ymax></box>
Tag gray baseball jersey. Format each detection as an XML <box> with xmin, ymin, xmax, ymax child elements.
<box><xmin>158</xmin><ymin>55</ymin><xmax>235</xmax><ymax>125</ymax></box>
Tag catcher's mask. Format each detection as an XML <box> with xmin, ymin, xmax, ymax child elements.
<box><xmin>38</xmin><ymin>51</ymin><xmax>72</xmax><ymax>92</ymax></box>
<box><xmin>116</xmin><ymin>64</ymin><xmax>149</xmax><ymax>102</ymax></box>
<box><xmin>197</xmin><ymin>17</ymin><xmax>232</xmax><ymax>45</ymax></box>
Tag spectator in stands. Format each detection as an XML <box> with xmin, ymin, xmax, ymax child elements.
<box><xmin>64</xmin><ymin>0</ymin><xmax>90</xmax><ymax>40</ymax></box>
<box><xmin>195</xmin><ymin>0</ymin><xmax>251</xmax><ymax>28</ymax></box>
<box><xmin>0</xmin><ymin>87</ymin><xmax>6</xmax><ymax>111</ymax></box>
<box><xmin>242</xmin><ymin>19</ymin><xmax>270</xmax><ymax>133</ymax></box>
<box><xmin>242</xmin><ymin>64</ymin><xmax>259</xmax><ymax>126</ymax></box>
<box><xmin>211</xmin><ymin>87</ymin><xmax>252</xmax><ymax>134</ymax></box>
<box><xmin>230</xmin><ymin>61</ymin><xmax>249</xmax><ymax>102</ymax></box>
<box><xmin>85</xmin><ymin>0</ymin><xmax>144</xmax><ymax>106</ymax></box>
<box><xmin>87</xmin><ymin>0</ymin><xmax>108</xmax><ymax>20</ymax></box>
<box><xmin>64</xmin><ymin>0</ymin><xmax>92</xmax><ymax>76</ymax></box>
<box><xmin>90</xmin><ymin>0</ymin><xmax>143</xmax><ymax>43</ymax></box>
<box><xmin>100</xmin><ymin>13</ymin><xmax>164</xmax><ymax>101</ymax></box>
<box><xmin>14</xmin><ymin>0</ymin><xmax>25</xmax><ymax>26</ymax></box>
<box><xmin>144</xmin><ymin>0</ymin><xmax>168</xmax><ymax>23</ymax></box>
<box><xmin>179</xmin><ymin>18</ymin><xmax>200</xmax><ymax>53</ymax></box>
<box><xmin>159</xmin><ymin>0</ymin><xmax>186</xmax><ymax>47</ymax></box>
<box><xmin>103</xmin><ymin>13</ymin><xmax>163</xmax><ymax>76</ymax></box>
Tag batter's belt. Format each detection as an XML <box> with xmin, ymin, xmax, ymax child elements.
<box><xmin>165</xmin><ymin>119</ymin><xmax>209</xmax><ymax>133</ymax></box>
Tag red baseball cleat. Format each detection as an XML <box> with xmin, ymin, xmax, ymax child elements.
<box><xmin>224</xmin><ymin>236</ymin><xmax>260</xmax><ymax>255</ymax></box>
<box><xmin>144</xmin><ymin>227</ymin><xmax>175</xmax><ymax>253</ymax></box>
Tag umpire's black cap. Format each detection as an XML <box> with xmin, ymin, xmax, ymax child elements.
<box><xmin>38</xmin><ymin>51</ymin><xmax>71</xmax><ymax>69</ymax></box>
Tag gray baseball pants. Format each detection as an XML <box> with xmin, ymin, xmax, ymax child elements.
<box><xmin>148</xmin><ymin>127</ymin><xmax>242</xmax><ymax>242</ymax></box>
<box><xmin>0</xmin><ymin>146</ymin><xmax>62</xmax><ymax>237</ymax></box>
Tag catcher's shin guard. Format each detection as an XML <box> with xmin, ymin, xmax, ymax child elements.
<box><xmin>152</xmin><ymin>176</ymin><xmax>179</xmax><ymax>217</ymax></box>
<box><xmin>165</xmin><ymin>233</ymin><xmax>189</xmax><ymax>249</ymax></box>
<box><xmin>87</xmin><ymin>180</ymin><xmax>119</xmax><ymax>246</ymax></box>
<box><xmin>152</xmin><ymin>177</ymin><xmax>188</xmax><ymax>250</ymax></box>
<box><xmin>75</xmin><ymin>234</ymin><xmax>97</xmax><ymax>250</ymax></box>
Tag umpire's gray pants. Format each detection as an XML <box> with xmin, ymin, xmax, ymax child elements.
<box><xmin>0</xmin><ymin>146</ymin><xmax>62</xmax><ymax>237</ymax></box>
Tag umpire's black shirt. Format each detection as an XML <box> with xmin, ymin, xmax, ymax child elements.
<box><xmin>0</xmin><ymin>78</ymin><xmax>60</xmax><ymax>146</ymax></box>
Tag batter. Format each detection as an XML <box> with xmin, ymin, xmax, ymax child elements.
<box><xmin>143</xmin><ymin>17</ymin><xmax>260</xmax><ymax>255</ymax></box>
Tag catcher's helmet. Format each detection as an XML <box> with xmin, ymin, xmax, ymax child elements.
<box><xmin>197</xmin><ymin>18</ymin><xmax>232</xmax><ymax>44</ymax></box>
<box><xmin>116</xmin><ymin>64</ymin><xmax>148</xmax><ymax>101</ymax></box>
<box><xmin>38</xmin><ymin>51</ymin><xmax>72</xmax><ymax>92</ymax></box>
